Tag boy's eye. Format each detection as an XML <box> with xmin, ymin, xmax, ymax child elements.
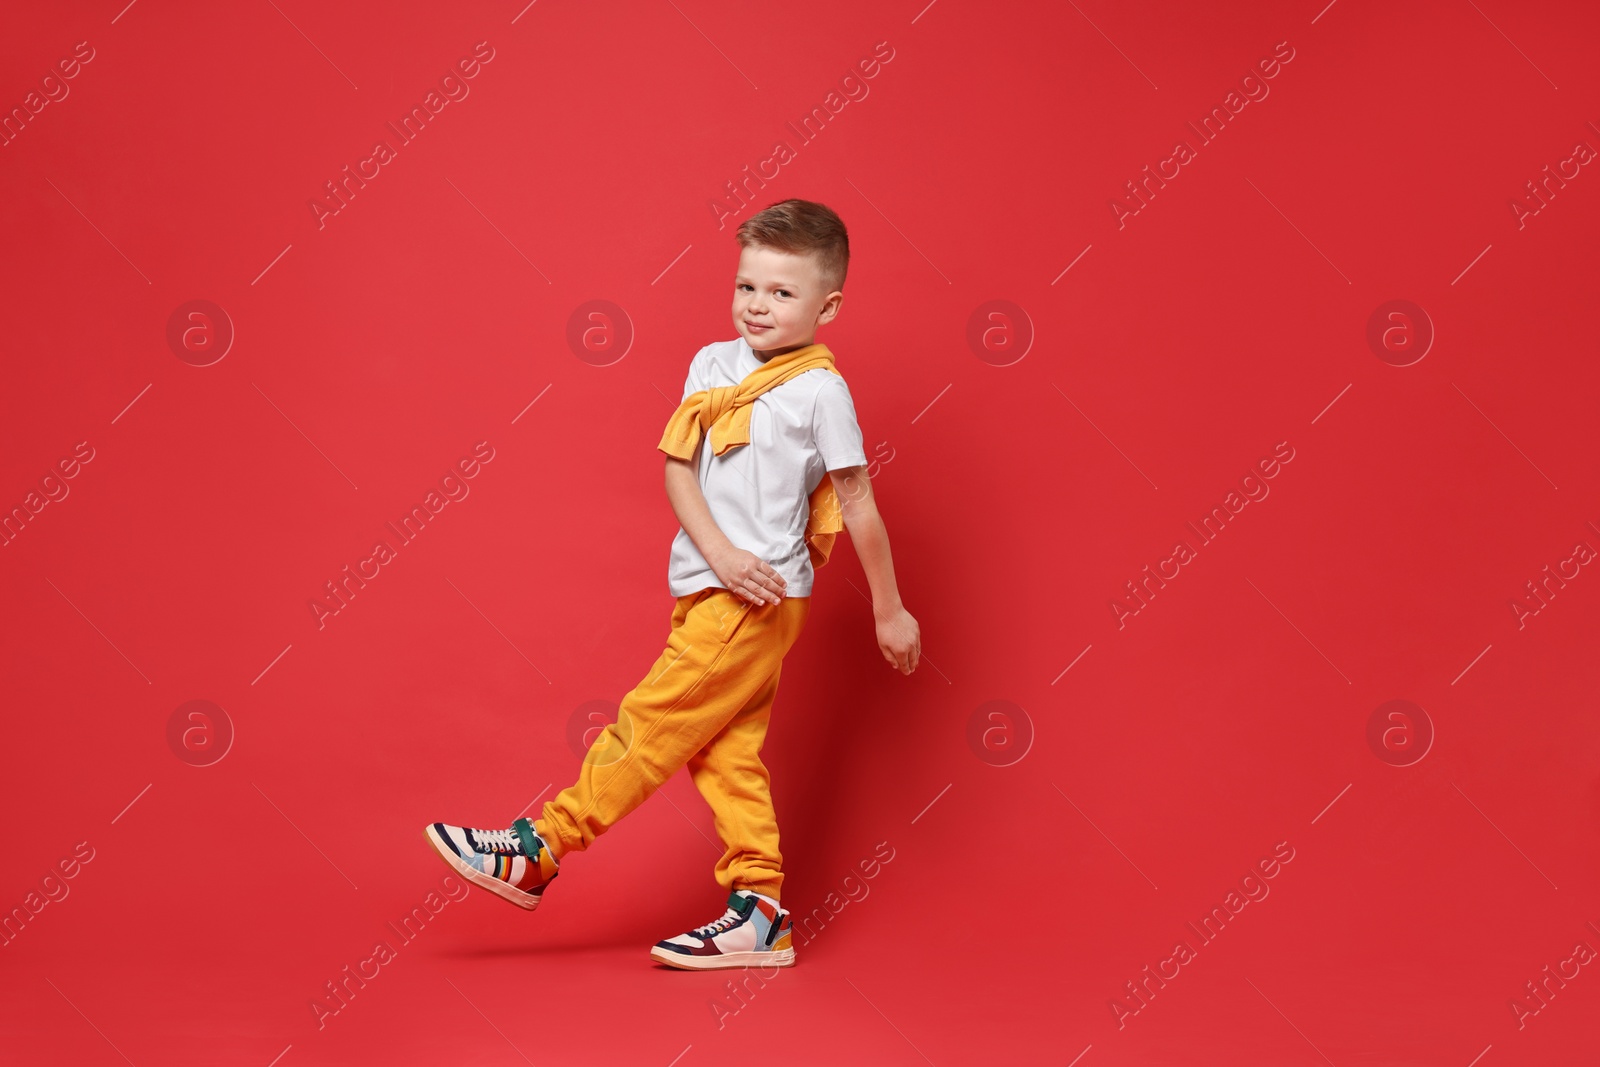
<box><xmin>777</xmin><ymin>290</ymin><xmax>792</xmax><ymax>298</ymax></box>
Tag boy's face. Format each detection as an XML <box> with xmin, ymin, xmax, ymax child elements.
<box><xmin>732</xmin><ymin>243</ymin><xmax>842</xmax><ymax>359</ymax></box>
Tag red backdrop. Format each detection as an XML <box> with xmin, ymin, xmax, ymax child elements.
<box><xmin>2</xmin><ymin>1</ymin><xmax>1598</xmax><ymax>1064</ymax></box>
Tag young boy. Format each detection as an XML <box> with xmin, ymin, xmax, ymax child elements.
<box><xmin>426</xmin><ymin>198</ymin><xmax>920</xmax><ymax>970</ymax></box>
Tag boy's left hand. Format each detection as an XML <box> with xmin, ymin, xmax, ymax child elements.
<box><xmin>876</xmin><ymin>606</ymin><xmax>920</xmax><ymax>675</ymax></box>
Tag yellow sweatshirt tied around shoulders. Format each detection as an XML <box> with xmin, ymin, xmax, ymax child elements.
<box><xmin>658</xmin><ymin>343</ymin><xmax>847</xmax><ymax>570</ymax></box>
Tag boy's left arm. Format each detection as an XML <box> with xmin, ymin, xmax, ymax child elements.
<box><xmin>829</xmin><ymin>465</ymin><xmax>921</xmax><ymax>675</ymax></box>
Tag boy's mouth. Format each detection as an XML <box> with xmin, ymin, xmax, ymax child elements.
<box><xmin>744</xmin><ymin>321</ymin><xmax>773</xmax><ymax>334</ymax></box>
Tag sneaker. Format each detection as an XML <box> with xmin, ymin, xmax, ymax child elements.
<box><xmin>650</xmin><ymin>890</ymin><xmax>796</xmax><ymax>970</ymax></box>
<box><xmin>424</xmin><ymin>817</ymin><xmax>559</xmax><ymax>910</ymax></box>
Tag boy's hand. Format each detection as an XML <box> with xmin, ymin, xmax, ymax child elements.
<box><xmin>876</xmin><ymin>606</ymin><xmax>920</xmax><ymax>675</ymax></box>
<box><xmin>710</xmin><ymin>545</ymin><xmax>788</xmax><ymax>605</ymax></box>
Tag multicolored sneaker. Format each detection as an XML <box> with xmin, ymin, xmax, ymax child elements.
<box><xmin>650</xmin><ymin>889</ymin><xmax>796</xmax><ymax>970</ymax></box>
<box><xmin>424</xmin><ymin>818</ymin><xmax>559</xmax><ymax>910</ymax></box>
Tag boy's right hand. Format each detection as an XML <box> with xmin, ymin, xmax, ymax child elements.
<box><xmin>709</xmin><ymin>545</ymin><xmax>788</xmax><ymax>605</ymax></box>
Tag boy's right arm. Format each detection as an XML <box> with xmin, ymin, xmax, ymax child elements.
<box><xmin>664</xmin><ymin>452</ymin><xmax>788</xmax><ymax>605</ymax></box>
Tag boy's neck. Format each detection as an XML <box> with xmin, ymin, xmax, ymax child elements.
<box><xmin>751</xmin><ymin>336</ymin><xmax>819</xmax><ymax>363</ymax></box>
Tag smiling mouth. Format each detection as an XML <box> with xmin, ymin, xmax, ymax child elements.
<box><xmin>745</xmin><ymin>321</ymin><xmax>772</xmax><ymax>331</ymax></box>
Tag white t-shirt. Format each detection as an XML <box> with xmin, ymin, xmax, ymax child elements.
<box><xmin>667</xmin><ymin>336</ymin><xmax>868</xmax><ymax>597</ymax></box>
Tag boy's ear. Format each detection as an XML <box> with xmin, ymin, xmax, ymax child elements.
<box><xmin>817</xmin><ymin>290</ymin><xmax>844</xmax><ymax>325</ymax></box>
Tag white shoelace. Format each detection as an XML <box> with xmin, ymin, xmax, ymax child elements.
<box><xmin>472</xmin><ymin>828</ymin><xmax>523</xmax><ymax>853</ymax></box>
<box><xmin>693</xmin><ymin>907</ymin><xmax>743</xmax><ymax>938</ymax></box>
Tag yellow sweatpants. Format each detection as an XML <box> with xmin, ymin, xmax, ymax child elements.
<box><xmin>534</xmin><ymin>586</ymin><xmax>811</xmax><ymax>901</ymax></box>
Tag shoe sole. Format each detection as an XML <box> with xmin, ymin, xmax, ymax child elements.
<box><xmin>423</xmin><ymin>824</ymin><xmax>544</xmax><ymax>911</ymax></box>
<box><xmin>649</xmin><ymin>946</ymin><xmax>796</xmax><ymax>970</ymax></box>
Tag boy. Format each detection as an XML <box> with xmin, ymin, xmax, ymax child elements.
<box><xmin>426</xmin><ymin>198</ymin><xmax>920</xmax><ymax>970</ymax></box>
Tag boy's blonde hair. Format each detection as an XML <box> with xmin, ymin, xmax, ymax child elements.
<box><xmin>735</xmin><ymin>199</ymin><xmax>850</xmax><ymax>293</ymax></box>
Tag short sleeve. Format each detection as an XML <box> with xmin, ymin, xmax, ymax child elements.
<box><xmin>681</xmin><ymin>348</ymin><xmax>708</xmax><ymax>402</ymax></box>
<box><xmin>812</xmin><ymin>375</ymin><xmax>868</xmax><ymax>472</ymax></box>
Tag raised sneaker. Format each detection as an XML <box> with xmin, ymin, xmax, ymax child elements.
<box><xmin>424</xmin><ymin>818</ymin><xmax>558</xmax><ymax>910</ymax></box>
<box><xmin>650</xmin><ymin>889</ymin><xmax>795</xmax><ymax>970</ymax></box>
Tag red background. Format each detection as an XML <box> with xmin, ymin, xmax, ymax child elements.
<box><xmin>3</xmin><ymin>1</ymin><xmax>1599</xmax><ymax>1064</ymax></box>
